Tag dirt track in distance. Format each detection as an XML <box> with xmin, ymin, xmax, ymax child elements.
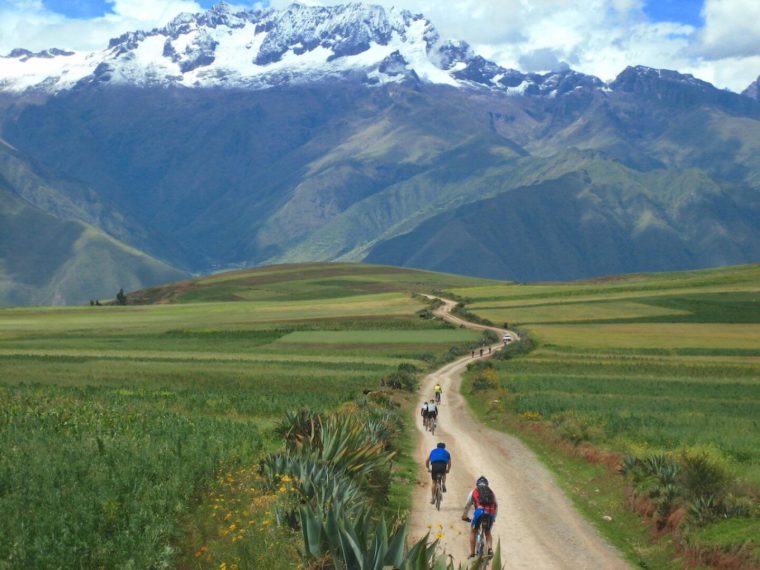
<box><xmin>408</xmin><ymin>299</ymin><xmax>629</xmax><ymax>568</ymax></box>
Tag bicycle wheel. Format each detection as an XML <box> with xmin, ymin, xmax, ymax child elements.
<box><xmin>430</xmin><ymin>419</ymin><xmax>436</xmax><ymax>435</ymax></box>
<box><xmin>435</xmin><ymin>481</ymin><xmax>442</xmax><ymax>511</ymax></box>
<box><xmin>475</xmin><ymin>522</ymin><xmax>485</xmax><ymax>557</ymax></box>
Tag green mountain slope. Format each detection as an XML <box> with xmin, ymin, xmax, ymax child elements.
<box><xmin>0</xmin><ymin>145</ymin><xmax>187</xmax><ymax>304</ymax></box>
<box><xmin>365</xmin><ymin>162</ymin><xmax>760</xmax><ymax>281</ymax></box>
<box><xmin>1</xmin><ymin>77</ymin><xmax>758</xmax><ymax>292</ymax></box>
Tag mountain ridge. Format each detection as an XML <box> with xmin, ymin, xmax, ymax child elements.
<box><xmin>5</xmin><ymin>2</ymin><xmax>754</xmax><ymax>101</ymax></box>
<box><xmin>0</xmin><ymin>2</ymin><xmax>758</xmax><ymax>304</ymax></box>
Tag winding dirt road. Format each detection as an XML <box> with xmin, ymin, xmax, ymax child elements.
<box><xmin>408</xmin><ymin>299</ymin><xmax>628</xmax><ymax>568</ymax></box>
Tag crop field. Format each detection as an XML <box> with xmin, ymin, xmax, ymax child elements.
<box><xmin>0</xmin><ymin>263</ymin><xmax>491</xmax><ymax>569</ymax></box>
<box><xmin>457</xmin><ymin>264</ymin><xmax>760</xmax><ymax>562</ymax></box>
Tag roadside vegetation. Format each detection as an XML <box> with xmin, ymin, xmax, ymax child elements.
<box><xmin>459</xmin><ymin>264</ymin><xmax>760</xmax><ymax>568</ymax></box>
<box><xmin>0</xmin><ymin>264</ymin><xmax>494</xmax><ymax>569</ymax></box>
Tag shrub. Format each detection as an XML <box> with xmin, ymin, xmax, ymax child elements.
<box><xmin>552</xmin><ymin>411</ymin><xmax>603</xmax><ymax>445</ymax></box>
<box><xmin>679</xmin><ymin>450</ymin><xmax>730</xmax><ymax>504</ymax></box>
<box><xmin>494</xmin><ymin>332</ymin><xmax>535</xmax><ymax>360</ymax></box>
<box><xmin>471</xmin><ymin>368</ymin><xmax>499</xmax><ymax>392</ymax></box>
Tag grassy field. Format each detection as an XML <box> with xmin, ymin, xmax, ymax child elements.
<box><xmin>0</xmin><ymin>263</ymin><xmax>493</xmax><ymax>569</ymax></box>
<box><xmin>456</xmin><ymin>264</ymin><xmax>760</xmax><ymax>565</ymax></box>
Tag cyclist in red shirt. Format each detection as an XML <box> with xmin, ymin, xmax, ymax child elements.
<box><xmin>461</xmin><ymin>476</ymin><xmax>498</xmax><ymax>559</ymax></box>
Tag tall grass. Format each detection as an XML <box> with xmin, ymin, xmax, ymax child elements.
<box><xmin>0</xmin><ymin>387</ymin><xmax>263</xmax><ymax>568</ymax></box>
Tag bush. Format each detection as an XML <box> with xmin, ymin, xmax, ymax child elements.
<box><xmin>494</xmin><ymin>332</ymin><xmax>535</xmax><ymax>360</ymax></box>
<box><xmin>679</xmin><ymin>450</ymin><xmax>730</xmax><ymax>503</ymax></box>
<box><xmin>552</xmin><ymin>411</ymin><xmax>603</xmax><ymax>445</ymax></box>
<box><xmin>471</xmin><ymin>368</ymin><xmax>499</xmax><ymax>392</ymax></box>
<box><xmin>382</xmin><ymin>368</ymin><xmax>418</xmax><ymax>392</ymax></box>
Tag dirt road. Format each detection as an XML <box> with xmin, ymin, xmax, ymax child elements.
<box><xmin>409</xmin><ymin>299</ymin><xmax>628</xmax><ymax>568</ymax></box>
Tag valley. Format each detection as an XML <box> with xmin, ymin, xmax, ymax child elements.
<box><xmin>0</xmin><ymin>262</ymin><xmax>757</xmax><ymax>568</ymax></box>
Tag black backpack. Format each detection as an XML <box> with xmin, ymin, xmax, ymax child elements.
<box><xmin>476</xmin><ymin>485</ymin><xmax>495</xmax><ymax>506</ymax></box>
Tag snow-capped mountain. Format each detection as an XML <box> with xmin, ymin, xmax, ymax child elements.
<box><xmin>0</xmin><ymin>1</ymin><xmax>599</xmax><ymax>96</ymax></box>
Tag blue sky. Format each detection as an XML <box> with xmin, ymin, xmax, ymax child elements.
<box><xmin>643</xmin><ymin>0</ymin><xmax>704</xmax><ymax>27</ymax></box>
<box><xmin>41</xmin><ymin>0</ymin><xmax>707</xmax><ymax>28</ymax></box>
<box><xmin>41</xmin><ymin>0</ymin><xmax>225</xmax><ymax>18</ymax></box>
<box><xmin>1</xmin><ymin>0</ymin><xmax>757</xmax><ymax>91</ymax></box>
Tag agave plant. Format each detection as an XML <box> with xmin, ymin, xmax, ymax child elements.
<box><xmin>300</xmin><ymin>507</ymin><xmax>440</xmax><ymax>570</ymax></box>
<box><xmin>259</xmin><ymin>452</ymin><xmax>366</xmax><ymax>521</ymax></box>
<box><xmin>275</xmin><ymin>409</ymin><xmax>322</xmax><ymax>448</ymax></box>
<box><xmin>306</xmin><ymin>415</ymin><xmax>395</xmax><ymax>483</ymax></box>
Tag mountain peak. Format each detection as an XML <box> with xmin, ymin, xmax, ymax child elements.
<box><xmin>743</xmin><ymin>75</ymin><xmax>760</xmax><ymax>100</ymax></box>
<box><xmin>0</xmin><ymin>2</ymin><xmax>601</xmax><ymax>97</ymax></box>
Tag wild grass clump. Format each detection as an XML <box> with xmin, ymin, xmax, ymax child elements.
<box><xmin>470</xmin><ymin>367</ymin><xmax>500</xmax><ymax>392</ymax></box>
<box><xmin>621</xmin><ymin>449</ymin><xmax>751</xmax><ymax>531</ymax></box>
<box><xmin>382</xmin><ymin>363</ymin><xmax>420</xmax><ymax>391</ymax></box>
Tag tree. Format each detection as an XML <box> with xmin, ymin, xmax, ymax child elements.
<box><xmin>116</xmin><ymin>288</ymin><xmax>127</xmax><ymax>305</ymax></box>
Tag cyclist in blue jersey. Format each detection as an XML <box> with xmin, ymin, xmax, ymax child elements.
<box><xmin>425</xmin><ymin>442</ymin><xmax>451</xmax><ymax>503</ymax></box>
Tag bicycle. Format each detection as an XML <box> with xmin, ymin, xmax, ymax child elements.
<box><xmin>435</xmin><ymin>391</ymin><xmax>441</xmax><ymax>405</ymax></box>
<box><xmin>431</xmin><ymin>471</ymin><xmax>444</xmax><ymax>511</ymax></box>
<box><xmin>430</xmin><ymin>416</ymin><xmax>437</xmax><ymax>435</ymax></box>
<box><xmin>463</xmin><ymin>516</ymin><xmax>493</xmax><ymax>563</ymax></box>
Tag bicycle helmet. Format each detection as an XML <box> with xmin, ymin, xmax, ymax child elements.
<box><xmin>476</xmin><ymin>476</ymin><xmax>489</xmax><ymax>487</ymax></box>
<box><xmin>437</xmin><ymin>442</ymin><xmax>446</xmax><ymax>449</ymax></box>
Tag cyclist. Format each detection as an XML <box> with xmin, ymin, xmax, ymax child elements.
<box><xmin>462</xmin><ymin>476</ymin><xmax>498</xmax><ymax>559</ymax></box>
<box><xmin>421</xmin><ymin>400</ymin><xmax>430</xmax><ymax>429</ymax></box>
<box><xmin>425</xmin><ymin>442</ymin><xmax>451</xmax><ymax>503</ymax></box>
<box><xmin>434</xmin><ymin>383</ymin><xmax>442</xmax><ymax>404</ymax></box>
<box><xmin>426</xmin><ymin>399</ymin><xmax>438</xmax><ymax>429</ymax></box>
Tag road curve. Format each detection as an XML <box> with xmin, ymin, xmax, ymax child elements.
<box><xmin>408</xmin><ymin>298</ymin><xmax>629</xmax><ymax>569</ymax></box>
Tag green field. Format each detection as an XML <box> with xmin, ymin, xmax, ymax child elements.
<box><xmin>0</xmin><ymin>263</ymin><xmax>492</xmax><ymax>569</ymax></box>
<box><xmin>456</xmin><ymin>264</ymin><xmax>760</xmax><ymax>564</ymax></box>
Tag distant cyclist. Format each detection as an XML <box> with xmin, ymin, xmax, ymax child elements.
<box><xmin>425</xmin><ymin>442</ymin><xmax>451</xmax><ymax>503</ymax></box>
<box><xmin>462</xmin><ymin>476</ymin><xmax>498</xmax><ymax>559</ymax></box>
<box><xmin>434</xmin><ymin>383</ymin><xmax>442</xmax><ymax>404</ymax></box>
<box><xmin>426</xmin><ymin>399</ymin><xmax>438</xmax><ymax>428</ymax></box>
<box><xmin>421</xmin><ymin>400</ymin><xmax>430</xmax><ymax>429</ymax></box>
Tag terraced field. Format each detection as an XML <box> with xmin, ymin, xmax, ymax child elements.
<box><xmin>0</xmin><ymin>263</ymin><xmax>491</xmax><ymax>569</ymax></box>
<box><xmin>455</xmin><ymin>264</ymin><xmax>760</xmax><ymax>565</ymax></box>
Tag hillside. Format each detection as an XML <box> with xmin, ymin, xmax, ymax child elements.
<box><xmin>0</xmin><ymin>140</ymin><xmax>186</xmax><ymax>305</ymax></box>
<box><xmin>127</xmin><ymin>261</ymin><xmax>496</xmax><ymax>304</ymax></box>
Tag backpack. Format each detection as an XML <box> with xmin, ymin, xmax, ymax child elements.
<box><xmin>475</xmin><ymin>485</ymin><xmax>495</xmax><ymax>506</ymax></box>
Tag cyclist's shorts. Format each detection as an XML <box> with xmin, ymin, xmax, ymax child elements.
<box><xmin>430</xmin><ymin>461</ymin><xmax>447</xmax><ymax>481</ymax></box>
<box><xmin>471</xmin><ymin>509</ymin><xmax>495</xmax><ymax>531</ymax></box>
<box><xmin>429</xmin><ymin>410</ymin><xmax>438</xmax><ymax>418</ymax></box>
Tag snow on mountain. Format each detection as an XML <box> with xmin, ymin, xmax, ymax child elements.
<box><xmin>0</xmin><ymin>1</ymin><xmax>599</xmax><ymax>96</ymax></box>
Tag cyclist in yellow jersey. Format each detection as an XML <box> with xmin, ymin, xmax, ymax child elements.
<box><xmin>434</xmin><ymin>383</ymin><xmax>442</xmax><ymax>404</ymax></box>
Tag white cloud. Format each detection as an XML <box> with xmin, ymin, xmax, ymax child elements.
<box><xmin>0</xmin><ymin>0</ymin><xmax>207</xmax><ymax>52</ymax></box>
<box><xmin>1</xmin><ymin>0</ymin><xmax>758</xmax><ymax>92</ymax></box>
<box><xmin>269</xmin><ymin>0</ymin><xmax>759</xmax><ymax>91</ymax></box>
<box><xmin>699</xmin><ymin>0</ymin><xmax>760</xmax><ymax>59</ymax></box>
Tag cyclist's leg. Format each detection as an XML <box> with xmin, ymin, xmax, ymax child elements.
<box><xmin>430</xmin><ymin>466</ymin><xmax>440</xmax><ymax>502</ymax></box>
<box><xmin>484</xmin><ymin>515</ymin><xmax>494</xmax><ymax>554</ymax></box>
<box><xmin>469</xmin><ymin>510</ymin><xmax>483</xmax><ymax>557</ymax></box>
